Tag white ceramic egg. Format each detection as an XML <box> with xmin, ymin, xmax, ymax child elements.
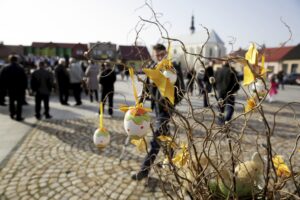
<box><xmin>163</xmin><ymin>70</ymin><xmax>177</xmax><ymax>84</ymax></box>
<box><xmin>124</xmin><ymin>108</ymin><xmax>151</xmax><ymax>138</ymax></box>
<box><xmin>249</xmin><ymin>79</ymin><xmax>268</xmax><ymax>98</ymax></box>
<box><xmin>93</xmin><ymin>128</ymin><xmax>110</xmax><ymax>148</ymax></box>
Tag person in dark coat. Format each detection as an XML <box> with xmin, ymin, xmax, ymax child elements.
<box><xmin>0</xmin><ymin>65</ymin><xmax>7</xmax><ymax>106</ymax></box>
<box><xmin>31</xmin><ymin>61</ymin><xmax>54</xmax><ymax>120</ymax></box>
<box><xmin>99</xmin><ymin>63</ymin><xmax>116</xmax><ymax>116</ymax></box>
<box><xmin>131</xmin><ymin>43</ymin><xmax>185</xmax><ymax>180</ymax></box>
<box><xmin>54</xmin><ymin>58</ymin><xmax>70</xmax><ymax>105</ymax></box>
<box><xmin>0</xmin><ymin>55</ymin><xmax>27</xmax><ymax>121</ymax></box>
<box><xmin>202</xmin><ymin>60</ymin><xmax>215</xmax><ymax>107</ymax></box>
<box><xmin>215</xmin><ymin>61</ymin><xmax>240</xmax><ymax>124</ymax></box>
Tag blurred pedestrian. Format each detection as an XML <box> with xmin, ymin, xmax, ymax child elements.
<box><xmin>215</xmin><ymin>61</ymin><xmax>240</xmax><ymax>124</ymax></box>
<box><xmin>31</xmin><ymin>61</ymin><xmax>54</xmax><ymax>120</ymax></box>
<box><xmin>55</xmin><ymin>58</ymin><xmax>70</xmax><ymax>105</ymax></box>
<box><xmin>69</xmin><ymin>58</ymin><xmax>84</xmax><ymax>106</ymax></box>
<box><xmin>85</xmin><ymin>60</ymin><xmax>99</xmax><ymax>102</ymax></box>
<box><xmin>277</xmin><ymin>70</ymin><xmax>285</xmax><ymax>90</ymax></box>
<box><xmin>0</xmin><ymin>55</ymin><xmax>27</xmax><ymax>121</ymax></box>
<box><xmin>268</xmin><ymin>75</ymin><xmax>278</xmax><ymax>102</ymax></box>
<box><xmin>186</xmin><ymin>68</ymin><xmax>195</xmax><ymax>96</ymax></box>
<box><xmin>202</xmin><ymin>60</ymin><xmax>215</xmax><ymax>107</ymax></box>
<box><xmin>99</xmin><ymin>63</ymin><xmax>116</xmax><ymax>116</ymax></box>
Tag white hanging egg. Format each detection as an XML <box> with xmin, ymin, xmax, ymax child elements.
<box><xmin>163</xmin><ymin>70</ymin><xmax>177</xmax><ymax>84</ymax></box>
<box><xmin>249</xmin><ymin>79</ymin><xmax>268</xmax><ymax>98</ymax></box>
<box><xmin>93</xmin><ymin>128</ymin><xmax>110</xmax><ymax>148</ymax></box>
<box><xmin>124</xmin><ymin>107</ymin><xmax>151</xmax><ymax>138</ymax></box>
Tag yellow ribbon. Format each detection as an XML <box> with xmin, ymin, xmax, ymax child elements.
<box><xmin>129</xmin><ymin>68</ymin><xmax>138</xmax><ymax>105</ymax></box>
<box><xmin>99</xmin><ymin>102</ymin><xmax>103</xmax><ymax>129</ymax></box>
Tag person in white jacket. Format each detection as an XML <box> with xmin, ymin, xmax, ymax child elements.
<box><xmin>69</xmin><ymin>58</ymin><xmax>84</xmax><ymax>105</ymax></box>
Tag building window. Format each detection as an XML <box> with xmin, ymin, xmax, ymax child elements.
<box><xmin>291</xmin><ymin>64</ymin><xmax>298</xmax><ymax>73</ymax></box>
<box><xmin>107</xmin><ymin>50</ymin><xmax>113</xmax><ymax>57</ymax></box>
<box><xmin>76</xmin><ymin>50</ymin><xmax>84</xmax><ymax>55</ymax></box>
<box><xmin>267</xmin><ymin>66</ymin><xmax>274</xmax><ymax>73</ymax></box>
<box><xmin>173</xmin><ymin>49</ymin><xmax>177</xmax><ymax>54</ymax></box>
<box><xmin>209</xmin><ymin>48</ymin><xmax>213</xmax><ymax>57</ymax></box>
<box><xmin>218</xmin><ymin>49</ymin><xmax>221</xmax><ymax>57</ymax></box>
<box><xmin>96</xmin><ymin>50</ymin><xmax>102</xmax><ymax>55</ymax></box>
<box><xmin>282</xmin><ymin>64</ymin><xmax>288</xmax><ymax>73</ymax></box>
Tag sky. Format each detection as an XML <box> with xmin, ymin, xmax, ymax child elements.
<box><xmin>0</xmin><ymin>0</ymin><xmax>300</xmax><ymax>52</ymax></box>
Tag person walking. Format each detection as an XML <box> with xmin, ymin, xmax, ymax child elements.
<box><xmin>202</xmin><ymin>60</ymin><xmax>215</xmax><ymax>107</ymax></box>
<box><xmin>55</xmin><ymin>58</ymin><xmax>70</xmax><ymax>105</ymax></box>
<box><xmin>99</xmin><ymin>62</ymin><xmax>116</xmax><ymax>116</ymax></box>
<box><xmin>131</xmin><ymin>44</ymin><xmax>185</xmax><ymax>180</ymax></box>
<box><xmin>85</xmin><ymin>60</ymin><xmax>99</xmax><ymax>102</ymax></box>
<box><xmin>31</xmin><ymin>61</ymin><xmax>54</xmax><ymax>119</ymax></box>
<box><xmin>0</xmin><ymin>55</ymin><xmax>27</xmax><ymax>121</ymax></box>
<box><xmin>215</xmin><ymin>61</ymin><xmax>240</xmax><ymax>124</ymax></box>
<box><xmin>268</xmin><ymin>75</ymin><xmax>278</xmax><ymax>102</ymax></box>
<box><xmin>69</xmin><ymin>58</ymin><xmax>84</xmax><ymax>106</ymax></box>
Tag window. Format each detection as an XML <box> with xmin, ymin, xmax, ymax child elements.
<box><xmin>107</xmin><ymin>50</ymin><xmax>113</xmax><ymax>57</ymax></box>
<box><xmin>291</xmin><ymin>64</ymin><xmax>298</xmax><ymax>73</ymax></box>
<box><xmin>76</xmin><ymin>50</ymin><xmax>84</xmax><ymax>55</ymax></box>
<box><xmin>282</xmin><ymin>64</ymin><xmax>288</xmax><ymax>73</ymax></box>
<box><xmin>209</xmin><ymin>48</ymin><xmax>213</xmax><ymax>57</ymax></box>
<box><xmin>267</xmin><ymin>66</ymin><xmax>274</xmax><ymax>73</ymax></box>
<box><xmin>173</xmin><ymin>49</ymin><xmax>177</xmax><ymax>54</ymax></box>
<box><xmin>218</xmin><ymin>49</ymin><xmax>221</xmax><ymax>57</ymax></box>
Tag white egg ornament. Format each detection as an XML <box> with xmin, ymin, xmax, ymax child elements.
<box><xmin>163</xmin><ymin>70</ymin><xmax>177</xmax><ymax>84</ymax></box>
<box><xmin>124</xmin><ymin>107</ymin><xmax>151</xmax><ymax>138</ymax></box>
<box><xmin>93</xmin><ymin>128</ymin><xmax>110</xmax><ymax>148</ymax></box>
<box><xmin>249</xmin><ymin>79</ymin><xmax>268</xmax><ymax>98</ymax></box>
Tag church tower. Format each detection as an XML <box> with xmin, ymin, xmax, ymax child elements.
<box><xmin>190</xmin><ymin>15</ymin><xmax>195</xmax><ymax>34</ymax></box>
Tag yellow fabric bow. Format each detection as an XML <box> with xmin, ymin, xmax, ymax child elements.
<box><xmin>172</xmin><ymin>143</ymin><xmax>189</xmax><ymax>168</ymax></box>
<box><xmin>143</xmin><ymin>66</ymin><xmax>175</xmax><ymax>104</ymax></box>
<box><xmin>119</xmin><ymin>103</ymin><xmax>151</xmax><ymax>115</ymax></box>
<box><xmin>131</xmin><ymin>138</ymin><xmax>147</xmax><ymax>152</ymax></box>
<box><xmin>272</xmin><ymin>155</ymin><xmax>291</xmax><ymax>178</ymax></box>
<box><xmin>245</xmin><ymin>97</ymin><xmax>256</xmax><ymax>112</ymax></box>
<box><xmin>157</xmin><ymin>135</ymin><xmax>178</xmax><ymax>149</ymax></box>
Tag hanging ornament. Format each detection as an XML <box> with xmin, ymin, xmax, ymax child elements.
<box><xmin>123</xmin><ymin>106</ymin><xmax>151</xmax><ymax>138</ymax></box>
<box><xmin>249</xmin><ymin>79</ymin><xmax>268</xmax><ymax>98</ymax></box>
<box><xmin>120</xmin><ymin>68</ymin><xmax>152</xmax><ymax>138</ymax></box>
<box><xmin>162</xmin><ymin>69</ymin><xmax>177</xmax><ymax>84</ymax></box>
<box><xmin>93</xmin><ymin>102</ymin><xmax>110</xmax><ymax>148</ymax></box>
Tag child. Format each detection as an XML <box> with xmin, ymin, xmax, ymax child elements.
<box><xmin>268</xmin><ymin>75</ymin><xmax>278</xmax><ymax>102</ymax></box>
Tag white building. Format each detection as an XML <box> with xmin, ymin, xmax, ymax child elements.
<box><xmin>171</xmin><ymin>16</ymin><xmax>226</xmax><ymax>71</ymax></box>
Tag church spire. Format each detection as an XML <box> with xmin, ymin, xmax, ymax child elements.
<box><xmin>190</xmin><ymin>15</ymin><xmax>195</xmax><ymax>34</ymax></box>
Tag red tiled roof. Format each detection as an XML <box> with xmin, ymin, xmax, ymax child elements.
<box><xmin>118</xmin><ymin>45</ymin><xmax>151</xmax><ymax>61</ymax></box>
<box><xmin>263</xmin><ymin>46</ymin><xmax>294</xmax><ymax>62</ymax></box>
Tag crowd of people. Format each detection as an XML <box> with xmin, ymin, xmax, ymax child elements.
<box><xmin>0</xmin><ymin>54</ymin><xmax>116</xmax><ymax>121</ymax></box>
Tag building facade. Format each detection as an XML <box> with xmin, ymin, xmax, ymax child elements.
<box><xmin>172</xmin><ymin>28</ymin><xmax>226</xmax><ymax>72</ymax></box>
<box><xmin>88</xmin><ymin>42</ymin><xmax>117</xmax><ymax>61</ymax></box>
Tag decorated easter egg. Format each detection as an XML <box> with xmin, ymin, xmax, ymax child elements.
<box><xmin>93</xmin><ymin>128</ymin><xmax>110</xmax><ymax>148</ymax></box>
<box><xmin>162</xmin><ymin>70</ymin><xmax>177</xmax><ymax>84</ymax></box>
<box><xmin>124</xmin><ymin>107</ymin><xmax>151</xmax><ymax>138</ymax></box>
<box><xmin>249</xmin><ymin>79</ymin><xmax>267</xmax><ymax>98</ymax></box>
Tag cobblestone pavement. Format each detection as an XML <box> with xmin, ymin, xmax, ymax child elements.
<box><xmin>0</xmin><ymin>93</ymin><xmax>300</xmax><ymax>199</ymax></box>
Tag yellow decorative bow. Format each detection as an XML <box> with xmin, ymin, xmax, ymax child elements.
<box><xmin>157</xmin><ymin>135</ymin><xmax>178</xmax><ymax>149</ymax></box>
<box><xmin>245</xmin><ymin>97</ymin><xmax>256</xmax><ymax>112</ymax></box>
<box><xmin>131</xmin><ymin>138</ymin><xmax>147</xmax><ymax>152</ymax></box>
<box><xmin>119</xmin><ymin>103</ymin><xmax>151</xmax><ymax>115</ymax></box>
<box><xmin>272</xmin><ymin>155</ymin><xmax>291</xmax><ymax>178</ymax></box>
<box><xmin>243</xmin><ymin>43</ymin><xmax>267</xmax><ymax>85</ymax></box>
<box><xmin>143</xmin><ymin>66</ymin><xmax>175</xmax><ymax>104</ymax></box>
<box><xmin>172</xmin><ymin>143</ymin><xmax>189</xmax><ymax>168</ymax></box>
